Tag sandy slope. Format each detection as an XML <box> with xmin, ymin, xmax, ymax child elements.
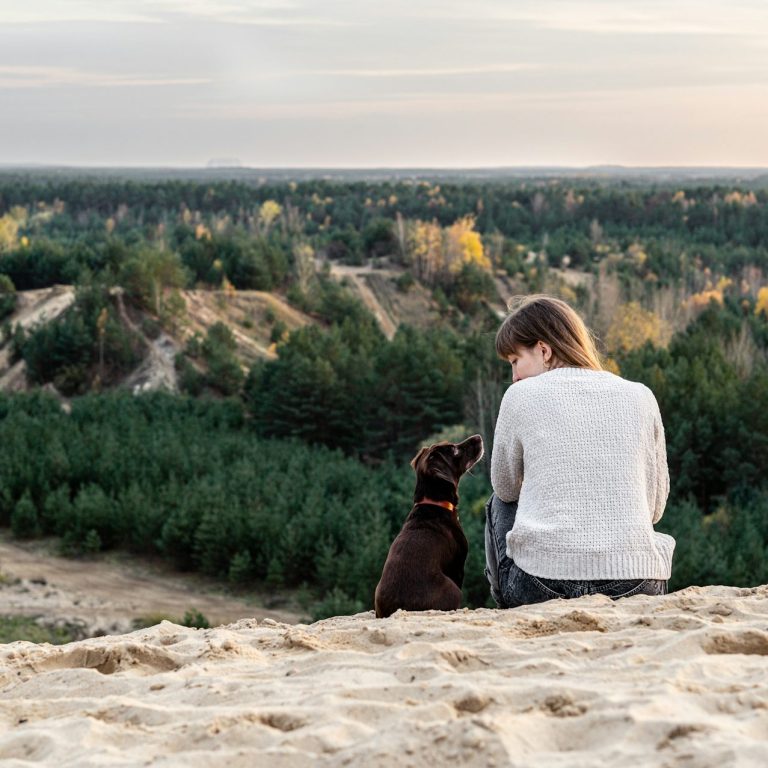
<box><xmin>0</xmin><ymin>534</ymin><xmax>301</xmax><ymax>637</ymax></box>
<box><xmin>327</xmin><ymin>264</ymin><xmax>440</xmax><ymax>338</ymax></box>
<box><xmin>0</xmin><ymin>286</ymin><xmax>76</xmax><ymax>391</ymax></box>
<box><xmin>0</xmin><ymin>286</ymin><xmax>313</xmax><ymax>395</ymax></box>
<box><xmin>1</xmin><ymin>585</ymin><xmax>767</xmax><ymax>766</ymax></box>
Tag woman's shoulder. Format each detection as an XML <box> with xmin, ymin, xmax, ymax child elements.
<box><xmin>610</xmin><ymin>373</ymin><xmax>658</xmax><ymax>400</ymax></box>
<box><xmin>505</xmin><ymin>367</ymin><xmax>657</xmax><ymax>402</ymax></box>
<box><xmin>516</xmin><ymin>366</ymin><xmax>616</xmax><ymax>389</ymax></box>
<box><xmin>598</xmin><ymin>374</ymin><xmax>663</xmax><ymax>419</ymax></box>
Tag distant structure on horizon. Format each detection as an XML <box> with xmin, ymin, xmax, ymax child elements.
<box><xmin>207</xmin><ymin>158</ymin><xmax>242</xmax><ymax>168</ymax></box>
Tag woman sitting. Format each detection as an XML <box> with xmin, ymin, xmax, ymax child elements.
<box><xmin>485</xmin><ymin>294</ymin><xmax>674</xmax><ymax>607</ymax></box>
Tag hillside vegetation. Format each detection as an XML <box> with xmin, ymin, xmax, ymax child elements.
<box><xmin>2</xmin><ymin>172</ymin><xmax>768</xmax><ymax>617</ymax></box>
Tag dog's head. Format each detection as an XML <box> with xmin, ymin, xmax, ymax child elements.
<box><xmin>411</xmin><ymin>434</ymin><xmax>485</xmax><ymax>488</ymax></box>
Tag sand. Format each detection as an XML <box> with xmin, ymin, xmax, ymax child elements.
<box><xmin>2</xmin><ymin>585</ymin><xmax>768</xmax><ymax>766</ymax></box>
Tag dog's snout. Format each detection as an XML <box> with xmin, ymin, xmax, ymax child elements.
<box><xmin>459</xmin><ymin>434</ymin><xmax>485</xmax><ymax>470</ymax></box>
<box><xmin>463</xmin><ymin>434</ymin><xmax>484</xmax><ymax>454</ymax></box>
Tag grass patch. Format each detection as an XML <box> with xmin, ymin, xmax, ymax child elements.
<box><xmin>0</xmin><ymin>571</ymin><xmax>20</xmax><ymax>586</ymax></box>
<box><xmin>0</xmin><ymin>615</ymin><xmax>78</xmax><ymax>645</ymax></box>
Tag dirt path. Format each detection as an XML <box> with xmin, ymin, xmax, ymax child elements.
<box><xmin>0</xmin><ymin>533</ymin><xmax>303</xmax><ymax>637</ymax></box>
<box><xmin>327</xmin><ymin>263</ymin><xmax>401</xmax><ymax>339</ymax></box>
<box><xmin>111</xmin><ymin>288</ymin><xmax>180</xmax><ymax>393</ymax></box>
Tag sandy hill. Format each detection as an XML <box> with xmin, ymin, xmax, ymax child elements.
<box><xmin>1</xmin><ymin>585</ymin><xmax>767</xmax><ymax>766</ymax></box>
<box><xmin>178</xmin><ymin>289</ymin><xmax>310</xmax><ymax>363</ymax></box>
<box><xmin>327</xmin><ymin>263</ymin><xmax>442</xmax><ymax>339</ymax></box>
<box><xmin>0</xmin><ymin>264</ymin><xmax>443</xmax><ymax>394</ymax></box>
<box><xmin>0</xmin><ymin>285</ymin><xmax>76</xmax><ymax>392</ymax></box>
<box><xmin>0</xmin><ymin>286</ymin><xmax>314</xmax><ymax>395</ymax></box>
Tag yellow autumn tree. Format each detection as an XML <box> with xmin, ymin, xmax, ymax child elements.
<box><xmin>724</xmin><ymin>190</ymin><xmax>757</xmax><ymax>207</ymax></box>
<box><xmin>627</xmin><ymin>242</ymin><xmax>648</xmax><ymax>267</ymax></box>
<box><xmin>755</xmin><ymin>286</ymin><xmax>768</xmax><ymax>317</ymax></box>
<box><xmin>222</xmin><ymin>276</ymin><xmax>237</xmax><ymax>297</ymax></box>
<box><xmin>602</xmin><ymin>357</ymin><xmax>621</xmax><ymax>375</ymax></box>
<box><xmin>406</xmin><ymin>219</ymin><xmax>444</xmax><ymax>285</ymax></box>
<box><xmin>0</xmin><ymin>210</ymin><xmax>23</xmax><ymax>252</ymax></box>
<box><xmin>195</xmin><ymin>223</ymin><xmax>212</xmax><ymax>241</ymax></box>
<box><xmin>258</xmin><ymin>200</ymin><xmax>282</xmax><ymax>235</ymax></box>
<box><xmin>0</xmin><ymin>207</ymin><xmax>28</xmax><ymax>251</ymax></box>
<box><xmin>444</xmin><ymin>215</ymin><xmax>490</xmax><ymax>274</ymax></box>
<box><xmin>605</xmin><ymin>302</ymin><xmax>669</xmax><ymax>353</ymax></box>
<box><xmin>684</xmin><ymin>277</ymin><xmax>732</xmax><ymax>312</ymax></box>
<box><xmin>293</xmin><ymin>242</ymin><xmax>316</xmax><ymax>294</ymax></box>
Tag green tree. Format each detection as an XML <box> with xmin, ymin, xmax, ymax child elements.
<box><xmin>120</xmin><ymin>247</ymin><xmax>189</xmax><ymax>315</ymax></box>
<box><xmin>11</xmin><ymin>492</ymin><xmax>40</xmax><ymax>539</ymax></box>
<box><xmin>0</xmin><ymin>274</ymin><xmax>15</xmax><ymax>321</ymax></box>
<box><xmin>363</xmin><ymin>218</ymin><xmax>396</xmax><ymax>260</ymax></box>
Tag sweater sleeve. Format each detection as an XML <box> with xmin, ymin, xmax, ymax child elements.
<box><xmin>648</xmin><ymin>390</ymin><xmax>670</xmax><ymax>524</ymax></box>
<box><xmin>491</xmin><ymin>387</ymin><xmax>524</xmax><ymax>503</ymax></box>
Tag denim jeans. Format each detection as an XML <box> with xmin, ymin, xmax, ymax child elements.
<box><xmin>484</xmin><ymin>493</ymin><xmax>668</xmax><ymax>608</ymax></box>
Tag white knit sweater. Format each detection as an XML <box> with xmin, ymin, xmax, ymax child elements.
<box><xmin>491</xmin><ymin>367</ymin><xmax>674</xmax><ymax>580</ymax></box>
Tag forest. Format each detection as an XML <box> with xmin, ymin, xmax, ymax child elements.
<box><xmin>1</xmin><ymin>170</ymin><xmax>768</xmax><ymax>617</ymax></box>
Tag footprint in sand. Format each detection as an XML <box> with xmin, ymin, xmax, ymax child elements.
<box><xmin>518</xmin><ymin>610</ymin><xmax>608</xmax><ymax>638</ymax></box>
<box><xmin>259</xmin><ymin>712</ymin><xmax>307</xmax><ymax>732</ymax></box>
<box><xmin>27</xmin><ymin>643</ymin><xmax>182</xmax><ymax>675</ymax></box>
<box><xmin>702</xmin><ymin>630</ymin><xmax>768</xmax><ymax>656</ymax></box>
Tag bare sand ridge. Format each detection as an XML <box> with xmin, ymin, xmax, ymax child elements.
<box><xmin>2</xmin><ymin>585</ymin><xmax>767</xmax><ymax>766</ymax></box>
<box><xmin>327</xmin><ymin>263</ymin><xmax>441</xmax><ymax>338</ymax></box>
<box><xmin>2</xmin><ymin>268</ymin><xmax>467</xmax><ymax>397</ymax></box>
<box><xmin>0</xmin><ymin>286</ymin><xmax>76</xmax><ymax>391</ymax></box>
<box><xmin>0</xmin><ymin>286</ymin><xmax>313</xmax><ymax>395</ymax></box>
<box><xmin>177</xmin><ymin>289</ymin><xmax>312</xmax><ymax>365</ymax></box>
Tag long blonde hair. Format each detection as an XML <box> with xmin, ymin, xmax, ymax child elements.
<box><xmin>495</xmin><ymin>294</ymin><xmax>603</xmax><ymax>370</ymax></box>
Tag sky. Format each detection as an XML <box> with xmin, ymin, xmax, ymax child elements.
<box><xmin>1</xmin><ymin>0</ymin><xmax>768</xmax><ymax>168</ymax></box>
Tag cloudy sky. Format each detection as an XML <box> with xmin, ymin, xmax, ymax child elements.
<box><xmin>2</xmin><ymin>0</ymin><xmax>768</xmax><ymax>167</ymax></box>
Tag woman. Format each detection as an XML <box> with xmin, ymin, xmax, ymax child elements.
<box><xmin>485</xmin><ymin>294</ymin><xmax>674</xmax><ymax>608</ymax></box>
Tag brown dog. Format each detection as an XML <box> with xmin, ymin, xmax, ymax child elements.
<box><xmin>374</xmin><ymin>435</ymin><xmax>484</xmax><ymax>618</ymax></box>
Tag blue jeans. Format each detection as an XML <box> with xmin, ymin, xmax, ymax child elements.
<box><xmin>484</xmin><ymin>494</ymin><xmax>668</xmax><ymax>608</ymax></box>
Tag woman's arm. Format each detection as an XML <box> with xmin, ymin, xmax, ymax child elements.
<box><xmin>491</xmin><ymin>388</ymin><xmax>524</xmax><ymax>503</ymax></box>
<box><xmin>649</xmin><ymin>391</ymin><xmax>670</xmax><ymax>524</ymax></box>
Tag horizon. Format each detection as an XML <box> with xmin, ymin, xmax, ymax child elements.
<box><xmin>2</xmin><ymin>0</ymin><xmax>768</xmax><ymax>167</ymax></box>
<box><xmin>3</xmin><ymin>163</ymin><xmax>768</xmax><ymax>172</ymax></box>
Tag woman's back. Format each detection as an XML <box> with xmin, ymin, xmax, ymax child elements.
<box><xmin>491</xmin><ymin>366</ymin><xmax>674</xmax><ymax>581</ymax></box>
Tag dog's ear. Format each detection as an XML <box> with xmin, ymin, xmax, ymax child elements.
<box><xmin>410</xmin><ymin>445</ymin><xmax>430</xmax><ymax>471</ymax></box>
<box><xmin>429</xmin><ymin>459</ymin><xmax>458</xmax><ymax>486</ymax></box>
<box><xmin>412</xmin><ymin>444</ymin><xmax>459</xmax><ymax>485</ymax></box>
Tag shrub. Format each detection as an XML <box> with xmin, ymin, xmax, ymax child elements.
<box><xmin>395</xmin><ymin>272</ymin><xmax>415</xmax><ymax>293</ymax></box>
<box><xmin>228</xmin><ymin>550</ymin><xmax>254</xmax><ymax>585</ymax></box>
<box><xmin>311</xmin><ymin>588</ymin><xmax>364</xmax><ymax>621</ymax></box>
<box><xmin>11</xmin><ymin>492</ymin><xmax>40</xmax><ymax>539</ymax></box>
<box><xmin>0</xmin><ymin>615</ymin><xmax>77</xmax><ymax>645</ymax></box>
<box><xmin>182</xmin><ymin>609</ymin><xmax>211</xmax><ymax>629</ymax></box>
<box><xmin>82</xmin><ymin>528</ymin><xmax>103</xmax><ymax>554</ymax></box>
<box><xmin>0</xmin><ymin>274</ymin><xmax>16</xmax><ymax>321</ymax></box>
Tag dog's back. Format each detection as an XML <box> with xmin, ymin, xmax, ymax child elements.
<box><xmin>374</xmin><ymin>505</ymin><xmax>468</xmax><ymax>618</ymax></box>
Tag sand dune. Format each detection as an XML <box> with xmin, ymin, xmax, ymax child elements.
<box><xmin>2</xmin><ymin>585</ymin><xmax>768</xmax><ymax>766</ymax></box>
